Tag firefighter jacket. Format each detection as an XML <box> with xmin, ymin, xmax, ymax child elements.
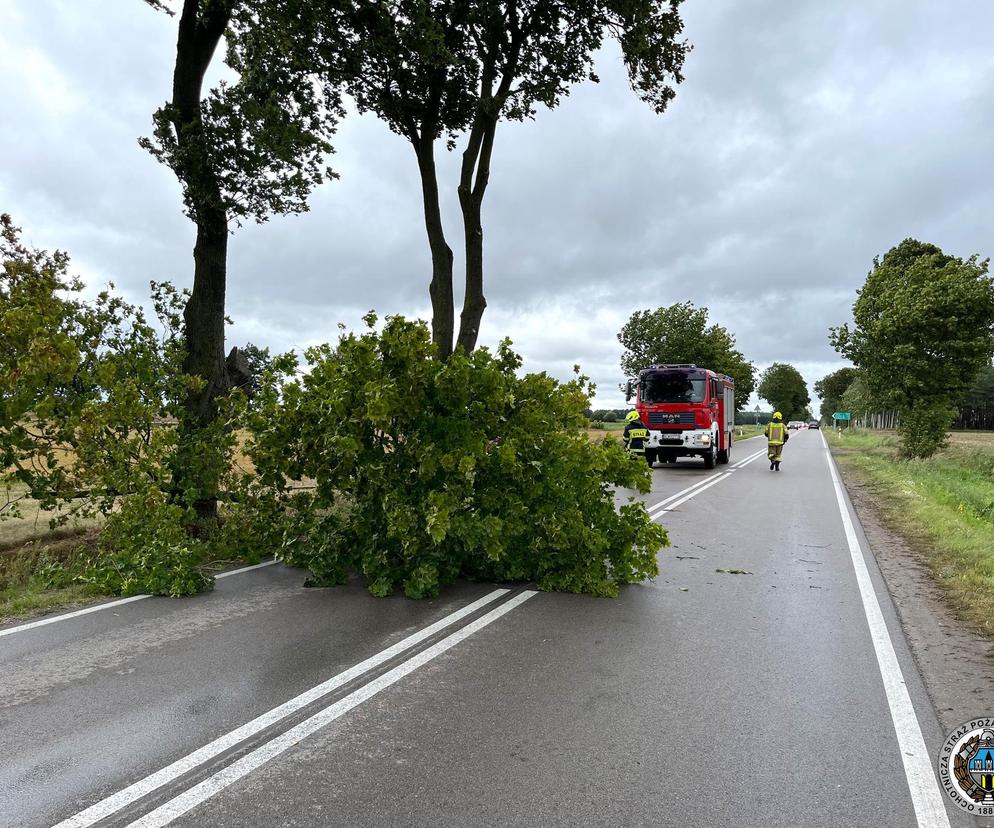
<box><xmin>623</xmin><ymin>418</ymin><xmax>651</xmax><ymax>455</ymax></box>
<box><xmin>764</xmin><ymin>421</ymin><xmax>789</xmax><ymax>446</ymax></box>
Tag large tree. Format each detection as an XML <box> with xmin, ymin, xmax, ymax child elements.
<box><xmin>142</xmin><ymin>0</ymin><xmax>338</xmax><ymax>516</ymax></box>
<box><xmin>757</xmin><ymin>362</ymin><xmax>810</xmax><ymax>422</ymax></box>
<box><xmin>618</xmin><ymin>302</ymin><xmax>756</xmax><ymax>407</ymax></box>
<box><xmin>813</xmin><ymin>366</ymin><xmax>858</xmax><ymax>423</ymax></box>
<box><xmin>831</xmin><ymin>239</ymin><xmax>994</xmax><ymax>457</ymax></box>
<box><xmin>250</xmin><ymin>1</ymin><xmax>689</xmax><ymax>358</ymax></box>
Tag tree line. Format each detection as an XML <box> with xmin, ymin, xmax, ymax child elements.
<box><xmin>819</xmin><ymin>239</ymin><xmax>994</xmax><ymax>458</ymax></box>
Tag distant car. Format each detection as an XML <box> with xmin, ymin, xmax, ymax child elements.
<box><xmin>809</xmin><ymin>421</ymin><xmax>820</xmax><ymax>429</ymax></box>
<box><xmin>787</xmin><ymin>421</ymin><xmax>804</xmax><ymax>430</ymax></box>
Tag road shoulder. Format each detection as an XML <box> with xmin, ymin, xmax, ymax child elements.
<box><xmin>836</xmin><ymin>462</ymin><xmax>994</xmax><ymax>732</ymax></box>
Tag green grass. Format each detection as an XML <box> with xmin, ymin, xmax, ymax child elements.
<box><xmin>735</xmin><ymin>424</ymin><xmax>766</xmax><ymax>440</ymax></box>
<box><xmin>827</xmin><ymin>429</ymin><xmax>994</xmax><ymax>636</ymax></box>
<box><xmin>0</xmin><ymin>531</ymin><xmax>108</xmax><ymax>622</ymax></box>
<box><xmin>588</xmin><ymin>420</ymin><xmax>626</xmax><ymax>431</ymax></box>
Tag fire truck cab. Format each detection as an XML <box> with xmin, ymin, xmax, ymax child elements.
<box><xmin>623</xmin><ymin>364</ymin><xmax>735</xmax><ymax>469</ymax></box>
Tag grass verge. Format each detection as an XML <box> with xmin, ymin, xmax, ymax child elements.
<box><xmin>0</xmin><ymin>531</ymin><xmax>108</xmax><ymax>622</ymax></box>
<box><xmin>827</xmin><ymin>429</ymin><xmax>994</xmax><ymax>636</ymax></box>
<box><xmin>735</xmin><ymin>424</ymin><xmax>766</xmax><ymax>440</ymax></box>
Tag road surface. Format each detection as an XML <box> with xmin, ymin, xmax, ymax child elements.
<box><xmin>0</xmin><ymin>432</ymin><xmax>975</xmax><ymax>827</ymax></box>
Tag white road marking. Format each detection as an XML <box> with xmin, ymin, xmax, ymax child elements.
<box><xmin>820</xmin><ymin>431</ymin><xmax>951</xmax><ymax>828</ymax></box>
<box><xmin>646</xmin><ymin>475</ymin><xmax>723</xmax><ymax>516</ymax></box>
<box><xmin>51</xmin><ymin>588</ymin><xmax>511</xmax><ymax>828</ymax></box>
<box><xmin>730</xmin><ymin>448</ymin><xmax>767</xmax><ymax>470</ymax></box>
<box><xmin>0</xmin><ymin>595</ymin><xmax>150</xmax><ymax>639</ymax></box>
<box><xmin>214</xmin><ymin>560</ymin><xmax>277</xmax><ymax>579</ymax></box>
<box><xmin>0</xmin><ymin>561</ymin><xmax>278</xmax><ymax>640</ymax></box>
<box><xmin>644</xmin><ymin>444</ymin><xmax>765</xmax><ymax>518</ymax></box>
<box><xmin>653</xmin><ymin>472</ymin><xmax>732</xmax><ymax>518</ymax></box>
<box><xmin>126</xmin><ymin>590</ymin><xmax>538</xmax><ymax>828</ymax></box>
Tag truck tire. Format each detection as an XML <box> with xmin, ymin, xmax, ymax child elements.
<box><xmin>703</xmin><ymin>444</ymin><xmax>717</xmax><ymax>469</ymax></box>
<box><xmin>645</xmin><ymin>449</ymin><xmax>657</xmax><ymax>467</ymax></box>
<box><xmin>717</xmin><ymin>435</ymin><xmax>730</xmax><ymax>464</ymax></box>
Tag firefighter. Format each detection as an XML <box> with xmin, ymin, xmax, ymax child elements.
<box><xmin>764</xmin><ymin>411</ymin><xmax>789</xmax><ymax>471</ymax></box>
<box><xmin>623</xmin><ymin>410</ymin><xmax>650</xmax><ymax>459</ymax></box>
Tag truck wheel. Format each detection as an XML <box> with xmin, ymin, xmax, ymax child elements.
<box><xmin>703</xmin><ymin>444</ymin><xmax>717</xmax><ymax>469</ymax></box>
<box><xmin>645</xmin><ymin>450</ymin><xmax>656</xmax><ymax>467</ymax></box>
<box><xmin>718</xmin><ymin>436</ymin><xmax>730</xmax><ymax>464</ymax></box>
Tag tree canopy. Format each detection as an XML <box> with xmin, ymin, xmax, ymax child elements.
<box><xmin>831</xmin><ymin>239</ymin><xmax>994</xmax><ymax>457</ymax></box>
<box><xmin>618</xmin><ymin>302</ymin><xmax>755</xmax><ymax>407</ymax></box>
<box><xmin>813</xmin><ymin>367</ymin><xmax>859</xmax><ymax>423</ymax></box>
<box><xmin>236</xmin><ymin>0</ymin><xmax>690</xmax><ymax>358</ymax></box>
<box><xmin>757</xmin><ymin>362</ymin><xmax>810</xmax><ymax>422</ymax></box>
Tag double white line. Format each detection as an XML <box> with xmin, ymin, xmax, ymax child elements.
<box><xmin>645</xmin><ymin>447</ymin><xmax>767</xmax><ymax>520</ymax></box>
<box><xmin>54</xmin><ymin>588</ymin><xmax>535</xmax><ymax>828</ymax></box>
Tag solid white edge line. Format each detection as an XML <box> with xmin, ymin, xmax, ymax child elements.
<box><xmin>820</xmin><ymin>431</ymin><xmax>950</xmax><ymax>828</ymax></box>
<box><xmin>0</xmin><ymin>560</ymin><xmax>280</xmax><ymax>640</ymax></box>
<box><xmin>127</xmin><ymin>590</ymin><xmax>538</xmax><ymax>828</ymax></box>
<box><xmin>0</xmin><ymin>595</ymin><xmax>150</xmax><ymax>639</ymax></box>
<box><xmin>654</xmin><ymin>472</ymin><xmax>732</xmax><ymax>517</ymax></box>
<box><xmin>52</xmin><ymin>588</ymin><xmax>511</xmax><ymax>828</ymax></box>
<box><xmin>214</xmin><ymin>560</ymin><xmax>277</xmax><ymax>579</ymax></box>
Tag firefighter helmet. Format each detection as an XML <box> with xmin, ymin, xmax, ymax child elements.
<box><xmin>773</xmin><ymin>411</ymin><xmax>783</xmax><ymax>421</ymax></box>
<box><xmin>625</xmin><ymin>410</ymin><xmax>641</xmax><ymax>422</ymax></box>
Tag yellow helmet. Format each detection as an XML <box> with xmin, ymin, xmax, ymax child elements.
<box><xmin>773</xmin><ymin>411</ymin><xmax>783</xmax><ymax>421</ymax></box>
<box><xmin>626</xmin><ymin>410</ymin><xmax>641</xmax><ymax>422</ymax></box>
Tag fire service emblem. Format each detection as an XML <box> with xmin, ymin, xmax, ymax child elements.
<box><xmin>938</xmin><ymin>717</ymin><xmax>994</xmax><ymax>815</ymax></box>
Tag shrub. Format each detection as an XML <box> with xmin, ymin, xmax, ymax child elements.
<box><xmin>246</xmin><ymin>314</ymin><xmax>668</xmax><ymax>598</ymax></box>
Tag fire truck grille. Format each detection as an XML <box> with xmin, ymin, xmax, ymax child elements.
<box><xmin>647</xmin><ymin>411</ymin><xmax>695</xmax><ymax>426</ymax></box>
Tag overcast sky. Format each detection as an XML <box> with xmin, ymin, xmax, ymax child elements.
<box><xmin>2</xmin><ymin>0</ymin><xmax>992</xmax><ymax>409</ymax></box>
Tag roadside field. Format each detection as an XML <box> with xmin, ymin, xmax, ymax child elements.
<box><xmin>587</xmin><ymin>421</ymin><xmax>625</xmax><ymax>431</ymax></box>
<box><xmin>827</xmin><ymin>429</ymin><xmax>994</xmax><ymax>636</ymax></box>
<box><xmin>735</xmin><ymin>424</ymin><xmax>766</xmax><ymax>440</ymax></box>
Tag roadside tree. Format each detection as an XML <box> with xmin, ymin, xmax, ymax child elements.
<box><xmin>814</xmin><ymin>366</ymin><xmax>859</xmax><ymax>423</ymax></box>
<box><xmin>142</xmin><ymin>0</ymin><xmax>339</xmax><ymax>518</ymax></box>
<box><xmin>956</xmin><ymin>363</ymin><xmax>994</xmax><ymax>429</ymax></box>
<box><xmin>241</xmin><ymin>1</ymin><xmax>690</xmax><ymax>358</ymax></box>
<box><xmin>757</xmin><ymin>362</ymin><xmax>810</xmax><ymax>422</ymax></box>
<box><xmin>618</xmin><ymin>302</ymin><xmax>756</xmax><ymax>406</ymax></box>
<box><xmin>831</xmin><ymin>239</ymin><xmax>994</xmax><ymax>458</ymax></box>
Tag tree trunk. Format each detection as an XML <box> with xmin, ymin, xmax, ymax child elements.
<box><xmin>413</xmin><ymin>139</ymin><xmax>454</xmax><ymax>360</ymax></box>
<box><xmin>167</xmin><ymin>0</ymin><xmax>233</xmax><ymax>521</ymax></box>
<box><xmin>184</xmin><ymin>207</ymin><xmax>231</xmax><ymax>425</ymax></box>
<box><xmin>456</xmin><ymin>118</ymin><xmax>497</xmax><ymax>354</ymax></box>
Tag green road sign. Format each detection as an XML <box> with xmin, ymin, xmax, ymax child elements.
<box><xmin>832</xmin><ymin>412</ymin><xmax>851</xmax><ymax>421</ymax></box>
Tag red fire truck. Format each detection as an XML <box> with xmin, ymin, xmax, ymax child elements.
<box><xmin>623</xmin><ymin>364</ymin><xmax>735</xmax><ymax>469</ymax></box>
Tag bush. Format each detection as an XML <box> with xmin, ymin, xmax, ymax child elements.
<box><xmin>246</xmin><ymin>315</ymin><xmax>668</xmax><ymax>598</ymax></box>
<box><xmin>896</xmin><ymin>402</ymin><xmax>955</xmax><ymax>459</ymax></box>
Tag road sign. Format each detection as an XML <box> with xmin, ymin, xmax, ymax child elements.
<box><xmin>832</xmin><ymin>412</ymin><xmax>851</xmax><ymax>421</ymax></box>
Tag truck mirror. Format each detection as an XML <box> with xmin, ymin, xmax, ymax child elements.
<box><xmin>623</xmin><ymin>379</ymin><xmax>633</xmax><ymax>402</ymax></box>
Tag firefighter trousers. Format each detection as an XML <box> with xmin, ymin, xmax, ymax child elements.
<box><xmin>767</xmin><ymin>443</ymin><xmax>784</xmax><ymax>462</ymax></box>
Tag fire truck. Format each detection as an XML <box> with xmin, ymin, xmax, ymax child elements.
<box><xmin>623</xmin><ymin>364</ymin><xmax>735</xmax><ymax>469</ymax></box>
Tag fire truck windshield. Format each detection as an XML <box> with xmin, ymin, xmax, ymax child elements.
<box><xmin>640</xmin><ymin>372</ymin><xmax>706</xmax><ymax>404</ymax></box>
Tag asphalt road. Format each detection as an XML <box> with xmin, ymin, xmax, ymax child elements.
<box><xmin>0</xmin><ymin>432</ymin><xmax>975</xmax><ymax>827</ymax></box>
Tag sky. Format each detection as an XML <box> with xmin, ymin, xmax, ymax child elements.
<box><xmin>2</xmin><ymin>0</ymin><xmax>993</xmax><ymax>410</ymax></box>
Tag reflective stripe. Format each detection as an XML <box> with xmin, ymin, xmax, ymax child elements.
<box><xmin>628</xmin><ymin>429</ymin><xmax>649</xmax><ymax>438</ymax></box>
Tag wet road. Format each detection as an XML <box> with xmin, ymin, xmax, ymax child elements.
<box><xmin>0</xmin><ymin>433</ymin><xmax>971</xmax><ymax>827</ymax></box>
